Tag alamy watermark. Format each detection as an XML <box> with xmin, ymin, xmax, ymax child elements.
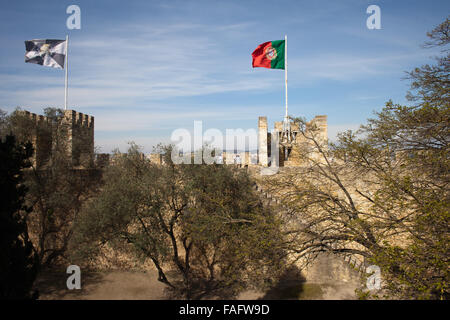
<box><xmin>169</xmin><ymin>120</ymin><xmax>280</xmax><ymax>174</ymax></box>
<box><xmin>366</xmin><ymin>265</ymin><xmax>382</xmax><ymax>290</ymax></box>
<box><xmin>366</xmin><ymin>5</ymin><xmax>381</xmax><ymax>30</ymax></box>
<box><xmin>65</xmin><ymin>4</ymin><xmax>380</xmax><ymax>31</ymax></box>
<box><xmin>66</xmin><ymin>5</ymin><xmax>81</xmax><ymax>30</ymax></box>
<box><xmin>66</xmin><ymin>265</ymin><xmax>81</xmax><ymax>290</ymax></box>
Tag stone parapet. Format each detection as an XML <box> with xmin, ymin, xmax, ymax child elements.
<box><xmin>14</xmin><ymin>109</ymin><xmax>95</xmax><ymax>169</ymax></box>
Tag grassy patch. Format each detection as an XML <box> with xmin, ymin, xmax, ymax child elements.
<box><xmin>298</xmin><ymin>283</ymin><xmax>324</xmax><ymax>300</ymax></box>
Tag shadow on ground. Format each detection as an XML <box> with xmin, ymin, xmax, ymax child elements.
<box><xmin>34</xmin><ymin>269</ymin><xmax>167</xmax><ymax>300</ymax></box>
<box><xmin>260</xmin><ymin>266</ymin><xmax>307</xmax><ymax>300</ymax></box>
<box><xmin>34</xmin><ymin>267</ymin><xmax>357</xmax><ymax>300</ymax></box>
<box><xmin>34</xmin><ymin>268</ymin><xmax>104</xmax><ymax>299</ymax></box>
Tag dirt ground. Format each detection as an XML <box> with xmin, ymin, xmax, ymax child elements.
<box><xmin>34</xmin><ymin>268</ymin><xmax>357</xmax><ymax>300</ymax></box>
<box><xmin>35</xmin><ymin>269</ymin><xmax>168</xmax><ymax>300</ymax></box>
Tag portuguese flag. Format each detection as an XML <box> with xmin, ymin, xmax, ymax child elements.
<box><xmin>251</xmin><ymin>40</ymin><xmax>285</xmax><ymax>70</ymax></box>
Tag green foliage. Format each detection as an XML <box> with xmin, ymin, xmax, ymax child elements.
<box><xmin>0</xmin><ymin>135</ymin><xmax>38</xmax><ymax>299</ymax></box>
<box><xmin>408</xmin><ymin>18</ymin><xmax>449</xmax><ymax>107</ymax></box>
<box><xmin>275</xmin><ymin>19</ymin><xmax>449</xmax><ymax>300</ymax></box>
<box><xmin>5</xmin><ymin>107</ymin><xmax>101</xmax><ymax>268</ymax></box>
<box><xmin>72</xmin><ymin>143</ymin><xmax>285</xmax><ymax>299</ymax></box>
<box><xmin>337</xmin><ymin>20</ymin><xmax>449</xmax><ymax>299</ymax></box>
<box><xmin>43</xmin><ymin>107</ymin><xmax>64</xmax><ymax>122</ymax></box>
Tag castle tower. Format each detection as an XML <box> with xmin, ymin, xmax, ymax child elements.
<box><xmin>257</xmin><ymin>115</ymin><xmax>328</xmax><ymax>167</ymax></box>
<box><xmin>13</xmin><ymin>109</ymin><xmax>94</xmax><ymax>169</ymax></box>
<box><xmin>258</xmin><ymin>116</ymin><xmax>268</xmax><ymax>167</ymax></box>
<box><xmin>62</xmin><ymin>110</ymin><xmax>94</xmax><ymax>168</ymax></box>
<box><xmin>15</xmin><ymin>110</ymin><xmax>53</xmax><ymax>168</ymax></box>
<box><xmin>309</xmin><ymin>115</ymin><xmax>327</xmax><ymax>144</ymax></box>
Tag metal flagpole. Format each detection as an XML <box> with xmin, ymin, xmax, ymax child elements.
<box><xmin>64</xmin><ymin>34</ymin><xmax>69</xmax><ymax>110</ymax></box>
<box><xmin>285</xmin><ymin>34</ymin><xmax>288</xmax><ymax>120</ymax></box>
<box><xmin>282</xmin><ymin>34</ymin><xmax>291</xmax><ymax>144</ymax></box>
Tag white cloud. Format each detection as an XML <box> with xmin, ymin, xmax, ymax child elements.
<box><xmin>0</xmin><ymin>20</ymin><xmax>282</xmax><ymax>111</ymax></box>
<box><xmin>327</xmin><ymin>123</ymin><xmax>361</xmax><ymax>142</ymax></box>
<box><xmin>1</xmin><ymin>8</ymin><xmax>439</xmax><ymax>154</ymax></box>
<box><xmin>95</xmin><ymin>135</ymin><xmax>171</xmax><ymax>154</ymax></box>
<box><xmin>289</xmin><ymin>52</ymin><xmax>432</xmax><ymax>82</ymax></box>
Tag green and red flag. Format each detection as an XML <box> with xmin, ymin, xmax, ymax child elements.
<box><xmin>251</xmin><ymin>40</ymin><xmax>285</xmax><ymax>70</ymax></box>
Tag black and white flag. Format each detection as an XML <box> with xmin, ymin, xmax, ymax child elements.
<box><xmin>24</xmin><ymin>39</ymin><xmax>66</xmax><ymax>69</ymax></box>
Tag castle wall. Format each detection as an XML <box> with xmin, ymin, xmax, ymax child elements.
<box><xmin>309</xmin><ymin>115</ymin><xmax>327</xmax><ymax>142</ymax></box>
<box><xmin>148</xmin><ymin>153</ymin><xmax>163</xmax><ymax>165</ymax></box>
<box><xmin>16</xmin><ymin>109</ymin><xmax>94</xmax><ymax>169</ymax></box>
<box><xmin>260</xmin><ymin>115</ymin><xmax>328</xmax><ymax>167</ymax></box>
<box><xmin>304</xmin><ymin>115</ymin><xmax>328</xmax><ymax>165</ymax></box>
<box><xmin>16</xmin><ymin>111</ymin><xmax>53</xmax><ymax>168</ymax></box>
<box><xmin>62</xmin><ymin>110</ymin><xmax>94</xmax><ymax>168</ymax></box>
<box><xmin>258</xmin><ymin>117</ymin><xmax>268</xmax><ymax>167</ymax></box>
<box><xmin>239</xmin><ymin>151</ymin><xmax>251</xmax><ymax>166</ymax></box>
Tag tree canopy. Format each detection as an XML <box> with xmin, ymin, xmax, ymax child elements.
<box><xmin>71</xmin><ymin>144</ymin><xmax>285</xmax><ymax>299</ymax></box>
<box><xmin>0</xmin><ymin>135</ymin><xmax>38</xmax><ymax>299</ymax></box>
<box><xmin>264</xmin><ymin>18</ymin><xmax>449</xmax><ymax>299</ymax></box>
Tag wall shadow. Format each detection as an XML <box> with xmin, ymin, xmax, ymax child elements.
<box><xmin>33</xmin><ymin>267</ymin><xmax>105</xmax><ymax>299</ymax></box>
<box><xmin>259</xmin><ymin>266</ymin><xmax>306</xmax><ymax>300</ymax></box>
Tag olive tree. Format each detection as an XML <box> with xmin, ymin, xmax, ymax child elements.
<box><xmin>71</xmin><ymin>144</ymin><xmax>285</xmax><ymax>299</ymax></box>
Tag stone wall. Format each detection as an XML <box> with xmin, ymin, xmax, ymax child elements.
<box><xmin>252</xmin><ymin>178</ymin><xmax>363</xmax><ymax>298</ymax></box>
<box><xmin>16</xmin><ymin>110</ymin><xmax>53</xmax><ymax>168</ymax></box>
<box><xmin>147</xmin><ymin>153</ymin><xmax>163</xmax><ymax>165</ymax></box>
<box><xmin>258</xmin><ymin>116</ymin><xmax>269</xmax><ymax>166</ymax></box>
<box><xmin>258</xmin><ymin>115</ymin><xmax>328</xmax><ymax>167</ymax></box>
<box><xmin>62</xmin><ymin>110</ymin><xmax>94</xmax><ymax>168</ymax></box>
<box><xmin>16</xmin><ymin>109</ymin><xmax>94</xmax><ymax>169</ymax></box>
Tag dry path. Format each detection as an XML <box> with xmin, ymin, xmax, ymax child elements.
<box><xmin>35</xmin><ymin>269</ymin><xmax>357</xmax><ymax>300</ymax></box>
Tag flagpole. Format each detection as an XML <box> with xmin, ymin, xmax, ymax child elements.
<box><xmin>64</xmin><ymin>34</ymin><xmax>69</xmax><ymax>110</ymax></box>
<box><xmin>282</xmin><ymin>34</ymin><xmax>291</xmax><ymax>144</ymax></box>
<box><xmin>284</xmin><ymin>34</ymin><xmax>288</xmax><ymax>119</ymax></box>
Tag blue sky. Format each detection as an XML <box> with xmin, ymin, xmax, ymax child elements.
<box><xmin>0</xmin><ymin>0</ymin><xmax>448</xmax><ymax>153</ymax></box>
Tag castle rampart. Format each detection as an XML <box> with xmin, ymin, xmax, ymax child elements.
<box><xmin>16</xmin><ymin>109</ymin><xmax>94</xmax><ymax>168</ymax></box>
<box><xmin>258</xmin><ymin>115</ymin><xmax>328</xmax><ymax>167</ymax></box>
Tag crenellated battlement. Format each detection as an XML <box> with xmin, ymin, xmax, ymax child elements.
<box><xmin>17</xmin><ymin>110</ymin><xmax>53</xmax><ymax>128</ymax></box>
<box><xmin>63</xmin><ymin>110</ymin><xmax>95</xmax><ymax>168</ymax></box>
<box><xmin>15</xmin><ymin>109</ymin><xmax>95</xmax><ymax>169</ymax></box>
<box><xmin>258</xmin><ymin>115</ymin><xmax>328</xmax><ymax>168</ymax></box>
<box><xmin>307</xmin><ymin>115</ymin><xmax>327</xmax><ymax>131</ymax></box>
<box><xmin>64</xmin><ymin>110</ymin><xmax>94</xmax><ymax>129</ymax></box>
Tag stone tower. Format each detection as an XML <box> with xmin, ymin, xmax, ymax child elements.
<box><xmin>15</xmin><ymin>109</ymin><xmax>94</xmax><ymax>168</ymax></box>
<box><xmin>258</xmin><ymin>116</ymin><xmax>269</xmax><ymax>167</ymax></box>
<box><xmin>258</xmin><ymin>115</ymin><xmax>328</xmax><ymax>167</ymax></box>
<box><xmin>15</xmin><ymin>110</ymin><xmax>53</xmax><ymax>168</ymax></box>
<box><xmin>62</xmin><ymin>110</ymin><xmax>94</xmax><ymax>167</ymax></box>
